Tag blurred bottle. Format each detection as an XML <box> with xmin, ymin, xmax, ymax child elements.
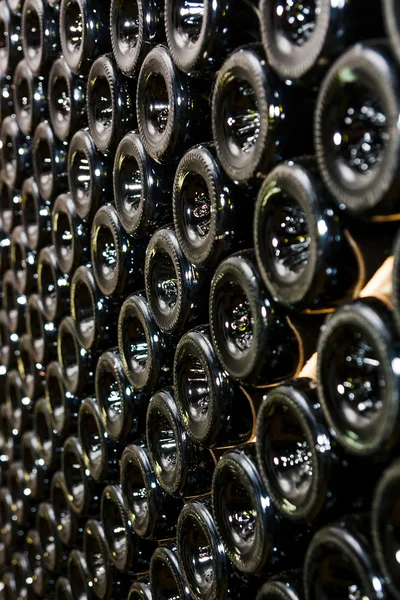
<box><xmin>304</xmin><ymin>516</ymin><xmax>387</xmax><ymax>600</ymax></box>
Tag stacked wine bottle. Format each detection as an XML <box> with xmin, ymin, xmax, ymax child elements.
<box><xmin>1</xmin><ymin>0</ymin><xmax>400</xmax><ymax>598</ymax></box>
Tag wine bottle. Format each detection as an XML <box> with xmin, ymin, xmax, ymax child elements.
<box><xmin>209</xmin><ymin>250</ymin><xmax>321</xmax><ymax>385</ymax></box>
<box><xmin>6</xmin><ymin>369</ymin><xmax>32</xmax><ymax>434</ymax></box>
<box><xmin>315</xmin><ymin>41</ymin><xmax>400</xmax><ymax>217</ymax></box>
<box><xmin>0</xmin><ymin>229</ymin><xmax>11</xmax><ymax>277</ymax></box>
<box><xmin>10</xmin><ymin>226</ymin><xmax>37</xmax><ymax>295</ymax></box>
<box><xmin>128</xmin><ymin>581</ymin><xmax>152</xmax><ymax>600</ymax></box>
<box><xmin>11</xmin><ymin>551</ymin><xmax>34</xmax><ymax>600</ymax></box>
<box><xmin>110</xmin><ymin>0</ymin><xmax>165</xmax><ymax>77</ymax></box>
<box><xmin>95</xmin><ymin>348</ymin><xmax>147</xmax><ymax>443</ymax></box>
<box><xmin>372</xmin><ymin>459</ymin><xmax>400</xmax><ymax>594</ymax></box>
<box><xmin>84</xmin><ymin>518</ymin><xmax>131</xmax><ymax>600</ymax></box>
<box><xmin>165</xmin><ymin>0</ymin><xmax>260</xmax><ymax>76</ymax></box>
<box><xmin>118</xmin><ymin>293</ymin><xmax>173</xmax><ymax>392</ymax></box>
<box><xmin>3</xmin><ymin>269</ymin><xmax>26</xmax><ymax>335</ymax></box>
<box><xmin>21</xmin><ymin>0</ymin><xmax>60</xmax><ymax>76</ymax></box>
<box><xmin>260</xmin><ymin>0</ymin><xmax>383</xmax><ymax>82</ymax></box>
<box><xmin>78</xmin><ymin>396</ymin><xmax>121</xmax><ymax>484</ymax></box>
<box><xmin>17</xmin><ymin>333</ymin><xmax>45</xmax><ymax>401</ymax></box>
<box><xmin>36</xmin><ymin>501</ymin><xmax>68</xmax><ymax>573</ymax></box>
<box><xmin>51</xmin><ymin>470</ymin><xmax>84</xmax><ymax>548</ymax></box>
<box><xmin>45</xmin><ymin>361</ymin><xmax>79</xmax><ymax>437</ymax></box>
<box><xmin>34</xmin><ymin>397</ymin><xmax>62</xmax><ymax>472</ymax></box>
<box><xmin>38</xmin><ymin>246</ymin><xmax>70</xmax><ymax>323</ymax></box>
<box><xmin>212</xmin><ymin>445</ymin><xmax>304</xmax><ymax>575</ymax></box>
<box><xmin>51</xmin><ymin>192</ymin><xmax>91</xmax><ymax>275</ymax></box>
<box><xmin>21</xmin><ymin>430</ymin><xmax>50</xmax><ymax>501</ymax></box>
<box><xmin>63</xmin><ymin>436</ymin><xmax>102</xmax><ymax>519</ymax></box>
<box><xmin>120</xmin><ymin>444</ymin><xmax>181</xmax><ymax>539</ymax></box>
<box><xmin>91</xmin><ymin>204</ymin><xmax>145</xmax><ymax>298</ymax></box>
<box><xmin>87</xmin><ymin>53</ymin><xmax>137</xmax><ymax>153</ymax></box>
<box><xmin>0</xmin><ymin>404</ymin><xmax>18</xmax><ymax>467</ymax></box>
<box><xmin>68</xmin><ymin>128</ymin><xmax>111</xmax><ymax>220</ymax></box>
<box><xmin>174</xmin><ymin>325</ymin><xmax>258</xmax><ymax>448</ymax></box>
<box><xmin>56</xmin><ymin>576</ymin><xmax>74</xmax><ymax>600</ymax></box>
<box><xmin>25</xmin><ymin>529</ymin><xmax>47</xmax><ymax>598</ymax></box>
<box><xmin>8</xmin><ymin>460</ymin><xmax>35</xmax><ymax>528</ymax></box>
<box><xmin>144</xmin><ymin>226</ymin><xmax>209</xmax><ymax>334</ymax></box>
<box><xmin>0</xmin><ymin>115</ymin><xmax>32</xmax><ymax>188</ymax></box>
<box><xmin>177</xmin><ymin>500</ymin><xmax>238</xmax><ymax>600</ymax></box>
<box><xmin>146</xmin><ymin>388</ymin><xmax>214</xmax><ymax>496</ymax></box>
<box><xmin>0</xmin><ymin>485</ymin><xmax>24</xmax><ymax>549</ymax></box>
<box><xmin>0</xmin><ymin>1</ymin><xmax>22</xmax><ymax>76</ymax></box>
<box><xmin>254</xmin><ymin>159</ymin><xmax>397</xmax><ymax>312</ymax></box>
<box><xmin>113</xmin><ymin>131</ymin><xmax>172</xmax><ymax>237</ymax></box>
<box><xmin>100</xmin><ymin>484</ymin><xmax>156</xmax><ymax>573</ymax></box>
<box><xmin>71</xmin><ymin>265</ymin><xmax>119</xmax><ymax>351</ymax></box>
<box><xmin>149</xmin><ymin>546</ymin><xmax>190</xmax><ymax>600</ymax></box>
<box><xmin>57</xmin><ymin>315</ymin><xmax>95</xmax><ymax>395</ymax></box>
<box><xmin>212</xmin><ymin>44</ymin><xmax>312</xmax><ymax>183</ymax></box>
<box><xmin>0</xmin><ymin>571</ymin><xmax>17</xmax><ymax>599</ymax></box>
<box><xmin>0</xmin><ymin>76</ymin><xmax>13</xmax><ymax>125</ymax></box>
<box><xmin>317</xmin><ymin>297</ymin><xmax>400</xmax><ymax>457</ymax></box>
<box><xmin>13</xmin><ymin>59</ymin><xmax>48</xmax><ymax>136</ymax></box>
<box><xmin>0</xmin><ymin>309</ymin><xmax>18</xmax><ymax>370</ymax></box>
<box><xmin>21</xmin><ymin>177</ymin><xmax>51</xmax><ymax>253</ymax></box>
<box><xmin>173</xmin><ymin>144</ymin><xmax>252</xmax><ymax>268</ymax></box>
<box><xmin>256</xmin><ymin>571</ymin><xmax>302</xmax><ymax>600</ymax></box>
<box><xmin>32</xmin><ymin>122</ymin><xmax>68</xmax><ymax>201</ymax></box>
<box><xmin>48</xmin><ymin>56</ymin><xmax>87</xmax><ymax>142</ymax></box>
<box><xmin>26</xmin><ymin>293</ymin><xmax>57</xmax><ymax>366</ymax></box>
<box><xmin>5</xmin><ymin>0</ymin><xmax>23</xmax><ymax>16</ymax></box>
<box><xmin>59</xmin><ymin>0</ymin><xmax>111</xmax><ymax>74</ymax></box>
<box><xmin>16</xmin><ymin>334</ymin><xmax>33</xmax><ymax>395</ymax></box>
<box><xmin>0</xmin><ymin>180</ymin><xmax>21</xmax><ymax>235</ymax></box>
<box><xmin>256</xmin><ymin>377</ymin><xmax>374</xmax><ymax>524</ymax></box>
<box><xmin>137</xmin><ymin>44</ymin><xmax>211</xmax><ymax>162</ymax></box>
<box><xmin>67</xmin><ymin>549</ymin><xmax>92</xmax><ymax>600</ymax></box>
<box><xmin>304</xmin><ymin>516</ymin><xmax>386</xmax><ymax>600</ymax></box>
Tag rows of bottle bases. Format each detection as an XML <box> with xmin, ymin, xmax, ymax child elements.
<box><xmin>3</xmin><ymin>0</ymin><xmax>400</xmax><ymax>599</ymax></box>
